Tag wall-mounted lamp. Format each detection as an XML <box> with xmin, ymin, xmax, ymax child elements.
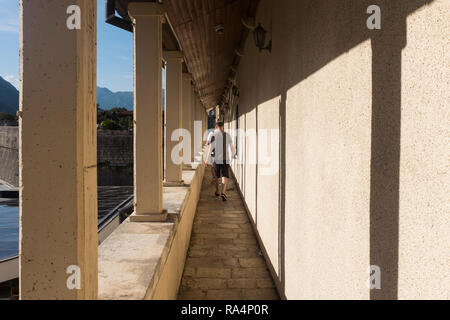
<box><xmin>253</xmin><ymin>23</ymin><xmax>272</xmax><ymax>53</ymax></box>
<box><xmin>215</xmin><ymin>24</ymin><xmax>225</xmax><ymax>34</ymax></box>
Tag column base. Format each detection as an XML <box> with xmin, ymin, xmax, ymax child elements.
<box><xmin>164</xmin><ymin>180</ymin><xmax>185</xmax><ymax>187</ymax></box>
<box><xmin>194</xmin><ymin>155</ymin><xmax>203</xmax><ymax>163</ymax></box>
<box><xmin>191</xmin><ymin>162</ymin><xmax>201</xmax><ymax>170</ymax></box>
<box><xmin>183</xmin><ymin>164</ymin><xmax>195</xmax><ymax>170</ymax></box>
<box><xmin>130</xmin><ymin>210</ymin><xmax>168</xmax><ymax>222</ymax></box>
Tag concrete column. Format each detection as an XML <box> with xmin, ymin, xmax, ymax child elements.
<box><xmin>182</xmin><ymin>74</ymin><xmax>192</xmax><ymax>165</ymax></box>
<box><xmin>201</xmin><ymin>105</ymin><xmax>205</xmax><ymax>141</ymax></box>
<box><xmin>201</xmin><ymin>108</ymin><xmax>205</xmax><ymax>142</ymax></box>
<box><xmin>205</xmin><ymin>110</ymin><xmax>209</xmax><ymax>136</ymax></box>
<box><xmin>164</xmin><ymin>51</ymin><xmax>184</xmax><ymax>185</ymax></box>
<box><xmin>190</xmin><ymin>88</ymin><xmax>196</xmax><ymax>162</ymax></box>
<box><xmin>194</xmin><ymin>97</ymin><xmax>203</xmax><ymax>159</ymax></box>
<box><xmin>20</xmin><ymin>0</ymin><xmax>97</xmax><ymax>299</ymax></box>
<box><xmin>203</xmin><ymin>109</ymin><xmax>207</xmax><ymax>142</ymax></box>
<box><xmin>199</xmin><ymin>101</ymin><xmax>206</xmax><ymax>147</ymax></box>
<box><xmin>128</xmin><ymin>3</ymin><xmax>167</xmax><ymax>221</ymax></box>
<box><xmin>215</xmin><ymin>106</ymin><xmax>221</xmax><ymax>122</ymax></box>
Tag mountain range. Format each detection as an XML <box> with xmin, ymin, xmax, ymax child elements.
<box><xmin>97</xmin><ymin>87</ymin><xmax>164</xmax><ymax>111</ymax></box>
<box><xmin>97</xmin><ymin>86</ymin><xmax>133</xmax><ymax>110</ymax></box>
<box><xmin>0</xmin><ymin>76</ymin><xmax>19</xmax><ymax>114</ymax></box>
<box><xmin>0</xmin><ymin>76</ymin><xmax>135</xmax><ymax>113</ymax></box>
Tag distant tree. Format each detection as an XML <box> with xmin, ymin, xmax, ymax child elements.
<box><xmin>118</xmin><ymin>116</ymin><xmax>133</xmax><ymax>130</ymax></box>
<box><xmin>0</xmin><ymin>112</ymin><xmax>16</xmax><ymax>121</ymax></box>
<box><xmin>97</xmin><ymin>107</ymin><xmax>132</xmax><ymax>130</ymax></box>
<box><xmin>97</xmin><ymin>107</ymin><xmax>107</xmax><ymax>125</ymax></box>
<box><xmin>100</xmin><ymin>119</ymin><xmax>119</xmax><ymax>130</ymax></box>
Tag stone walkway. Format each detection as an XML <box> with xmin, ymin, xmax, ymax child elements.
<box><xmin>178</xmin><ymin>170</ymin><xmax>279</xmax><ymax>300</ymax></box>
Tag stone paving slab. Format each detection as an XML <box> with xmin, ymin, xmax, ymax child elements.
<box><xmin>178</xmin><ymin>171</ymin><xmax>279</xmax><ymax>300</ymax></box>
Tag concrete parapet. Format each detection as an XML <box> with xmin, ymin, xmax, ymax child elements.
<box><xmin>98</xmin><ymin>163</ymin><xmax>205</xmax><ymax>300</ymax></box>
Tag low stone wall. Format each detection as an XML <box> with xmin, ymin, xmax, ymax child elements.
<box><xmin>150</xmin><ymin>164</ymin><xmax>205</xmax><ymax>299</ymax></box>
<box><xmin>97</xmin><ymin>130</ymin><xmax>133</xmax><ymax>166</ymax></box>
<box><xmin>0</xmin><ymin>127</ymin><xmax>19</xmax><ymax>187</ymax></box>
<box><xmin>0</xmin><ymin>128</ymin><xmax>134</xmax><ymax>187</ymax></box>
<box><xmin>98</xmin><ymin>163</ymin><xmax>205</xmax><ymax>300</ymax></box>
<box><xmin>97</xmin><ymin>130</ymin><xmax>133</xmax><ymax>186</ymax></box>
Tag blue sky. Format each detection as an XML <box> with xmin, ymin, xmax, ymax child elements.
<box><xmin>0</xmin><ymin>0</ymin><xmax>135</xmax><ymax>92</ymax></box>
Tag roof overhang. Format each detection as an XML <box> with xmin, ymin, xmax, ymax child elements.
<box><xmin>105</xmin><ymin>0</ymin><xmax>259</xmax><ymax>110</ymax></box>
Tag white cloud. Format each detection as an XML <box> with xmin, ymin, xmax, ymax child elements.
<box><xmin>0</xmin><ymin>1</ymin><xmax>19</xmax><ymax>33</ymax></box>
<box><xmin>0</xmin><ymin>18</ymin><xmax>18</xmax><ymax>33</ymax></box>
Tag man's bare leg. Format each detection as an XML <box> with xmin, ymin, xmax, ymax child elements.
<box><xmin>210</xmin><ymin>166</ymin><xmax>216</xmax><ymax>184</ymax></box>
<box><xmin>222</xmin><ymin>177</ymin><xmax>228</xmax><ymax>195</ymax></box>
<box><xmin>215</xmin><ymin>175</ymin><xmax>220</xmax><ymax>196</ymax></box>
<box><xmin>220</xmin><ymin>177</ymin><xmax>229</xmax><ymax>201</ymax></box>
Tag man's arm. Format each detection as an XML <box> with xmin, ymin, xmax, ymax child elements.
<box><xmin>205</xmin><ymin>143</ymin><xmax>212</xmax><ymax>165</ymax></box>
<box><xmin>228</xmin><ymin>133</ymin><xmax>237</xmax><ymax>159</ymax></box>
<box><xmin>205</xmin><ymin>135</ymin><xmax>215</xmax><ymax>165</ymax></box>
<box><xmin>231</xmin><ymin>144</ymin><xmax>237</xmax><ymax>159</ymax></box>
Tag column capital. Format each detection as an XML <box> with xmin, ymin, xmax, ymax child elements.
<box><xmin>128</xmin><ymin>3</ymin><xmax>165</xmax><ymax>19</ymax></box>
<box><xmin>163</xmin><ymin>51</ymin><xmax>184</xmax><ymax>62</ymax></box>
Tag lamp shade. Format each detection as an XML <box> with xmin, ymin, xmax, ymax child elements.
<box><xmin>253</xmin><ymin>23</ymin><xmax>267</xmax><ymax>51</ymax></box>
<box><xmin>232</xmin><ymin>85</ymin><xmax>239</xmax><ymax>97</ymax></box>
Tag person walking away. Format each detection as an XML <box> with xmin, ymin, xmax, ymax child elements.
<box><xmin>206</xmin><ymin>121</ymin><xmax>236</xmax><ymax>201</ymax></box>
<box><xmin>206</xmin><ymin>124</ymin><xmax>219</xmax><ymax>183</ymax></box>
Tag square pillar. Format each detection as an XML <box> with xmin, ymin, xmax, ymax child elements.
<box><xmin>194</xmin><ymin>97</ymin><xmax>203</xmax><ymax>160</ymax></box>
<box><xmin>182</xmin><ymin>74</ymin><xmax>192</xmax><ymax>165</ymax></box>
<box><xmin>215</xmin><ymin>106</ymin><xmax>221</xmax><ymax>122</ymax></box>
<box><xmin>128</xmin><ymin>3</ymin><xmax>167</xmax><ymax>222</ymax></box>
<box><xmin>203</xmin><ymin>109</ymin><xmax>207</xmax><ymax>143</ymax></box>
<box><xmin>205</xmin><ymin>110</ymin><xmax>209</xmax><ymax>138</ymax></box>
<box><xmin>163</xmin><ymin>51</ymin><xmax>184</xmax><ymax>185</ymax></box>
<box><xmin>20</xmin><ymin>0</ymin><xmax>98</xmax><ymax>299</ymax></box>
<box><xmin>190</xmin><ymin>87</ymin><xmax>196</xmax><ymax>162</ymax></box>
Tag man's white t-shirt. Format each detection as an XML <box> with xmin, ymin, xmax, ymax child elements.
<box><xmin>206</xmin><ymin>129</ymin><xmax>217</xmax><ymax>165</ymax></box>
<box><xmin>210</xmin><ymin>130</ymin><xmax>235</xmax><ymax>165</ymax></box>
<box><xmin>207</xmin><ymin>130</ymin><xmax>216</xmax><ymax>144</ymax></box>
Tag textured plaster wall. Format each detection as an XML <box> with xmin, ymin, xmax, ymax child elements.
<box><xmin>397</xmin><ymin>2</ymin><xmax>450</xmax><ymax>299</ymax></box>
<box><xmin>227</xmin><ymin>0</ymin><xmax>448</xmax><ymax>299</ymax></box>
<box><xmin>256</xmin><ymin>96</ymin><xmax>280</xmax><ymax>277</ymax></box>
<box><xmin>284</xmin><ymin>41</ymin><xmax>372</xmax><ymax>299</ymax></box>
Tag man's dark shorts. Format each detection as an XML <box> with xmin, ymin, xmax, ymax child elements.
<box><xmin>214</xmin><ymin>163</ymin><xmax>230</xmax><ymax>179</ymax></box>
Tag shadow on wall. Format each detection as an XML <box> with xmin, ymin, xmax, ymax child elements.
<box><xmin>234</xmin><ymin>0</ymin><xmax>435</xmax><ymax>299</ymax></box>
